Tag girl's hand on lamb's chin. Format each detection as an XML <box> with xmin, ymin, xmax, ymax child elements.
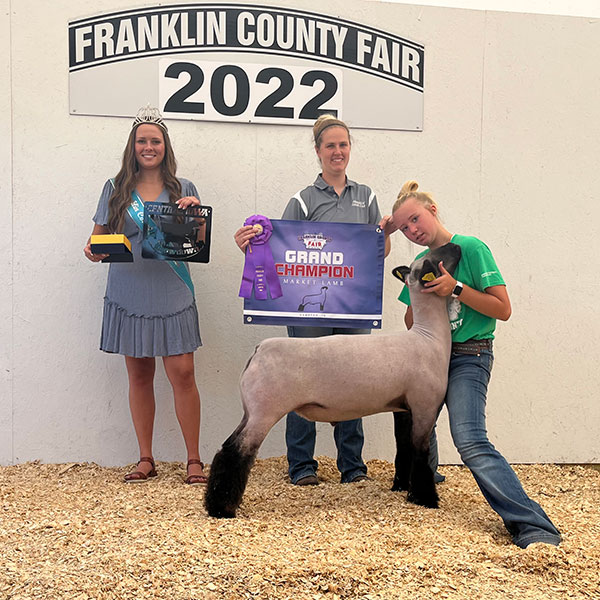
<box><xmin>422</xmin><ymin>261</ymin><xmax>456</xmax><ymax>296</ymax></box>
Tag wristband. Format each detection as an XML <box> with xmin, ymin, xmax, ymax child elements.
<box><xmin>451</xmin><ymin>281</ymin><xmax>464</xmax><ymax>298</ymax></box>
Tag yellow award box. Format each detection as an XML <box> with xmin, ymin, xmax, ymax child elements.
<box><xmin>90</xmin><ymin>234</ymin><xmax>133</xmax><ymax>262</ymax></box>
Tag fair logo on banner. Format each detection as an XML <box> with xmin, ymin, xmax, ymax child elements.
<box><xmin>241</xmin><ymin>220</ymin><xmax>385</xmax><ymax>329</ymax></box>
<box><xmin>68</xmin><ymin>3</ymin><xmax>424</xmax><ymax>130</ymax></box>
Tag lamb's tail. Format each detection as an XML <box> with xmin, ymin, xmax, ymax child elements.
<box><xmin>241</xmin><ymin>345</ymin><xmax>260</xmax><ymax>375</ymax></box>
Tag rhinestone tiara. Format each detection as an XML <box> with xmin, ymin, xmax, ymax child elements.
<box><xmin>132</xmin><ymin>105</ymin><xmax>168</xmax><ymax>132</ymax></box>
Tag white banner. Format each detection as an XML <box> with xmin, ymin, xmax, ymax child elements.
<box><xmin>69</xmin><ymin>3</ymin><xmax>425</xmax><ymax>130</ymax></box>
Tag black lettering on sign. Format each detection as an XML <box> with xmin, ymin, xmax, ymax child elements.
<box><xmin>161</xmin><ymin>62</ymin><xmax>342</xmax><ymax>121</ymax></box>
<box><xmin>299</xmin><ymin>71</ymin><xmax>338</xmax><ymax>119</ymax></box>
<box><xmin>69</xmin><ymin>7</ymin><xmax>425</xmax><ymax>93</ymax></box>
<box><xmin>163</xmin><ymin>62</ymin><xmax>205</xmax><ymax>113</ymax></box>
<box><xmin>255</xmin><ymin>68</ymin><xmax>294</xmax><ymax>119</ymax></box>
<box><xmin>211</xmin><ymin>65</ymin><xmax>250</xmax><ymax>116</ymax></box>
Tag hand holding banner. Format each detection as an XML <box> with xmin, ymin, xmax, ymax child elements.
<box><xmin>238</xmin><ymin>215</ymin><xmax>283</xmax><ymax>300</ymax></box>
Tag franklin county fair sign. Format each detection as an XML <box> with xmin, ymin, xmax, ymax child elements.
<box><xmin>69</xmin><ymin>3</ymin><xmax>424</xmax><ymax>130</ymax></box>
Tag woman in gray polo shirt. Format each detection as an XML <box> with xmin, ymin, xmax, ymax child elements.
<box><xmin>235</xmin><ymin>115</ymin><xmax>392</xmax><ymax>486</ymax></box>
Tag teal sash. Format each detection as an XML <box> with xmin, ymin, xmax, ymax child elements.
<box><xmin>110</xmin><ymin>178</ymin><xmax>195</xmax><ymax>296</ymax></box>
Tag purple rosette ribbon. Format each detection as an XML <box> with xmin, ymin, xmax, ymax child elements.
<box><xmin>238</xmin><ymin>215</ymin><xmax>283</xmax><ymax>300</ymax></box>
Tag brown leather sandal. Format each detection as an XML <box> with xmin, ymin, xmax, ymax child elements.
<box><xmin>124</xmin><ymin>457</ymin><xmax>158</xmax><ymax>483</ymax></box>
<box><xmin>185</xmin><ymin>459</ymin><xmax>208</xmax><ymax>485</ymax></box>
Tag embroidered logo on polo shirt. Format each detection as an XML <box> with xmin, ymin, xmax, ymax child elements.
<box><xmin>351</xmin><ymin>200</ymin><xmax>366</xmax><ymax>208</ymax></box>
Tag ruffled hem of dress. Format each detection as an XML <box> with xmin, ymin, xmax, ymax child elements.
<box><xmin>100</xmin><ymin>298</ymin><xmax>202</xmax><ymax>358</ymax></box>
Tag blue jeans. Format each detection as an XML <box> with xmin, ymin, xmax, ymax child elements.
<box><xmin>285</xmin><ymin>326</ymin><xmax>369</xmax><ymax>484</ymax></box>
<box><xmin>429</xmin><ymin>347</ymin><xmax>561</xmax><ymax>548</ymax></box>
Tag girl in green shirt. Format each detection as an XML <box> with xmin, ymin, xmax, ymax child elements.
<box><xmin>383</xmin><ymin>180</ymin><xmax>560</xmax><ymax>548</ymax></box>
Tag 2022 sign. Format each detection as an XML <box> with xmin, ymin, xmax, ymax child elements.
<box><xmin>159</xmin><ymin>59</ymin><xmax>343</xmax><ymax>124</ymax></box>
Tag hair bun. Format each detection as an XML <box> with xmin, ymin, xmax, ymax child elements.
<box><xmin>314</xmin><ymin>114</ymin><xmax>336</xmax><ymax>126</ymax></box>
<box><xmin>399</xmin><ymin>180</ymin><xmax>419</xmax><ymax>195</ymax></box>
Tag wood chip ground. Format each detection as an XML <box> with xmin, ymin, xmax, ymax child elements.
<box><xmin>1</xmin><ymin>458</ymin><xmax>598</xmax><ymax>599</ymax></box>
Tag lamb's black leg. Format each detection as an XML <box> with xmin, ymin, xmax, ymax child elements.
<box><xmin>391</xmin><ymin>411</ymin><xmax>413</xmax><ymax>492</ymax></box>
<box><xmin>204</xmin><ymin>431</ymin><xmax>257</xmax><ymax>518</ymax></box>
<box><xmin>406</xmin><ymin>444</ymin><xmax>439</xmax><ymax>509</ymax></box>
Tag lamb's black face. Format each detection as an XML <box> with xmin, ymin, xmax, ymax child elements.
<box><xmin>415</xmin><ymin>243</ymin><xmax>462</xmax><ymax>286</ymax></box>
<box><xmin>392</xmin><ymin>243</ymin><xmax>462</xmax><ymax>287</ymax></box>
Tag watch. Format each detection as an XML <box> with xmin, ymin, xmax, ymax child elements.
<box><xmin>451</xmin><ymin>281</ymin><xmax>464</xmax><ymax>298</ymax></box>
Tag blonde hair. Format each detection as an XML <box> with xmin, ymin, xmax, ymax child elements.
<box><xmin>312</xmin><ymin>114</ymin><xmax>351</xmax><ymax>148</ymax></box>
<box><xmin>392</xmin><ymin>180</ymin><xmax>438</xmax><ymax>215</ymax></box>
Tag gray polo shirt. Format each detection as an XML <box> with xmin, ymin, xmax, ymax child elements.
<box><xmin>281</xmin><ymin>174</ymin><xmax>381</xmax><ymax>225</ymax></box>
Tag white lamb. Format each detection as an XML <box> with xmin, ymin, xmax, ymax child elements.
<box><xmin>205</xmin><ymin>243</ymin><xmax>461</xmax><ymax>518</ymax></box>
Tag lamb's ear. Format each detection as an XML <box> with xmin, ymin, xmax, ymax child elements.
<box><xmin>419</xmin><ymin>259</ymin><xmax>437</xmax><ymax>285</ymax></box>
<box><xmin>392</xmin><ymin>266</ymin><xmax>411</xmax><ymax>282</ymax></box>
<box><xmin>438</xmin><ymin>243</ymin><xmax>462</xmax><ymax>276</ymax></box>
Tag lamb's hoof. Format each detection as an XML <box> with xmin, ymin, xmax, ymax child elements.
<box><xmin>205</xmin><ymin>496</ymin><xmax>238</xmax><ymax>518</ymax></box>
<box><xmin>391</xmin><ymin>476</ymin><xmax>408</xmax><ymax>492</ymax></box>
<box><xmin>207</xmin><ymin>505</ymin><xmax>237</xmax><ymax>518</ymax></box>
<box><xmin>407</xmin><ymin>490</ymin><xmax>439</xmax><ymax>509</ymax></box>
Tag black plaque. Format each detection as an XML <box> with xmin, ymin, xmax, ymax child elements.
<box><xmin>142</xmin><ymin>202</ymin><xmax>212</xmax><ymax>262</ymax></box>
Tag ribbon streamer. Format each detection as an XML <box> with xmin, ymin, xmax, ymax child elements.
<box><xmin>238</xmin><ymin>215</ymin><xmax>283</xmax><ymax>300</ymax></box>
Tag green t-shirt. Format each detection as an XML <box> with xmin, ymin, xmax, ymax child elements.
<box><xmin>398</xmin><ymin>234</ymin><xmax>505</xmax><ymax>342</ymax></box>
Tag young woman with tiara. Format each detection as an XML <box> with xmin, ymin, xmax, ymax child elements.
<box><xmin>83</xmin><ymin>106</ymin><xmax>207</xmax><ymax>485</ymax></box>
<box><xmin>388</xmin><ymin>180</ymin><xmax>561</xmax><ymax>548</ymax></box>
<box><xmin>235</xmin><ymin>115</ymin><xmax>393</xmax><ymax>486</ymax></box>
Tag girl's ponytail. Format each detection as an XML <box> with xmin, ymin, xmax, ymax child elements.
<box><xmin>392</xmin><ymin>180</ymin><xmax>437</xmax><ymax>214</ymax></box>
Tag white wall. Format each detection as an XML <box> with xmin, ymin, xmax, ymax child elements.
<box><xmin>1</xmin><ymin>0</ymin><xmax>13</xmax><ymax>464</ymax></box>
<box><xmin>1</xmin><ymin>0</ymin><xmax>598</xmax><ymax>466</ymax></box>
<box><xmin>377</xmin><ymin>0</ymin><xmax>600</xmax><ymax>19</ymax></box>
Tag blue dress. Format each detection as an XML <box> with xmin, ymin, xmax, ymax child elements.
<box><xmin>93</xmin><ymin>178</ymin><xmax>202</xmax><ymax>358</ymax></box>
